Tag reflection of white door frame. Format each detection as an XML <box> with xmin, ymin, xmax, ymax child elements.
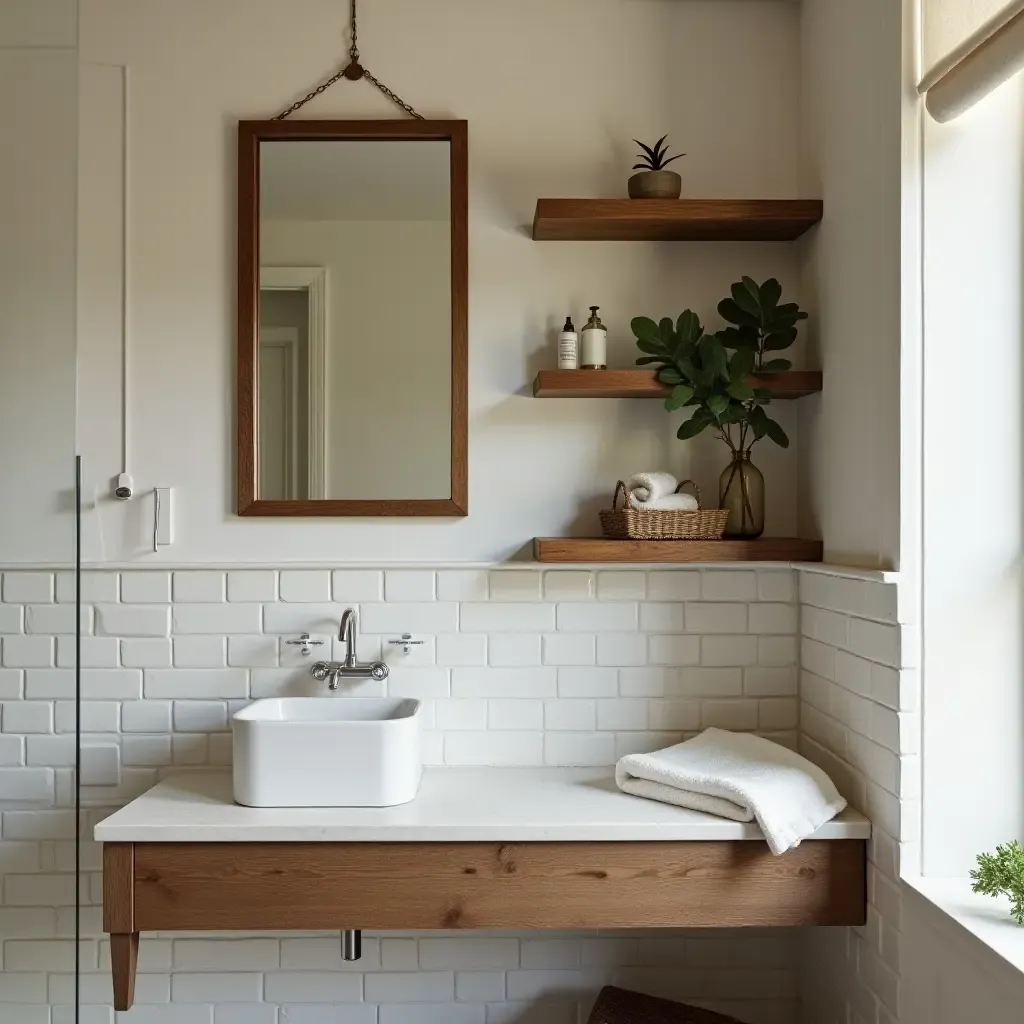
<box><xmin>258</xmin><ymin>328</ymin><xmax>299</xmax><ymax>499</ymax></box>
<box><xmin>259</xmin><ymin>266</ymin><xmax>327</xmax><ymax>499</ymax></box>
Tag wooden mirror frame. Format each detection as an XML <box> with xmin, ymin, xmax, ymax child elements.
<box><xmin>237</xmin><ymin>119</ymin><xmax>468</xmax><ymax>516</ymax></box>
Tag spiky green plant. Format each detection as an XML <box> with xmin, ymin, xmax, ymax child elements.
<box><xmin>971</xmin><ymin>841</ymin><xmax>1024</xmax><ymax>925</ymax></box>
<box><xmin>632</xmin><ymin>135</ymin><xmax>685</xmax><ymax>172</ymax></box>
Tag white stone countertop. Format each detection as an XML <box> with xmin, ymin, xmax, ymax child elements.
<box><xmin>94</xmin><ymin>769</ymin><xmax>871</xmax><ymax>844</ymax></box>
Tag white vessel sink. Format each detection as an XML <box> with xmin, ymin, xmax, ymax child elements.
<box><xmin>232</xmin><ymin>697</ymin><xmax>422</xmax><ymax>808</ymax></box>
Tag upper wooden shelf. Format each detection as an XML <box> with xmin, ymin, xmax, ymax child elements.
<box><xmin>532</xmin><ymin>199</ymin><xmax>824</xmax><ymax>242</ymax></box>
<box><xmin>533</xmin><ymin>369</ymin><xmax>822</xmax><ymax>400</ymax></box>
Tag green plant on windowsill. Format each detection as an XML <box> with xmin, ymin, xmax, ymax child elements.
<box><xmin>971</xmin><ymin>840</ymin><xmax>1024</xmax><ymax>925</ymax></box>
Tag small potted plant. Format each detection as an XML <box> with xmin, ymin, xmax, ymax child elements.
<box><xmin>628</xmin><ymin>135</ymin><xmax>685</xmax><ymax>199</ymax></box>
<box><xmin>631</xmin><ymin>310</ymin><xmax>789</xmax><ymax>538</ymax></box>
<box><xmin>972</xmin><ymin>841</ymin><xmax>1024</xmax><ymax>925</ymax></box>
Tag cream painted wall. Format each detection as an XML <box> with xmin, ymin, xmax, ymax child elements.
<box><xmin>0</xmin><ymin>0</ymin><xmax>77</xmax><ymax>47</ymax></box>
<box><xmin>261</xmin><ymin>218</ymin><xmax>452</xmax><ymax>500</ymax></box>
<box><xmin>66</xmin><ymin>0</ymin><xmax>806</xmax><ymax>565</ymax></box>
<box><xmin>797</xmin><ymin>0</ymin><xmax>906</xmax><ymax>570</ymax></box>
<box><xmin>0</xmin><ymin>8</ymin><xmax>79</xmax><ymax>564</ymax></box>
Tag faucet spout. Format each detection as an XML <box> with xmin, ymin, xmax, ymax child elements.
<box><xmin>339</xmin><ymin>608</ymin><xmax>358</xmax><ymax>668</ymax></box>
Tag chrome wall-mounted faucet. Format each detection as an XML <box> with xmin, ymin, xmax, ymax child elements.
<box><xmin>311</xmin><ymin>608</ymin><xmax>389</xmax><ymax>690</ymax></box>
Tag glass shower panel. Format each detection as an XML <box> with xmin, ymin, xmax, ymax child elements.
<box><xmin>0</xmin><ymin>15</ymin><xmax>82</xmax><ymax>1021</ymax></box>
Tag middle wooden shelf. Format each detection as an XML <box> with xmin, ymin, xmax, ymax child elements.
<box><xmin>533</xmin><ymin>368</ymin><xmax>822</xmax><ymax>400</ymax></box>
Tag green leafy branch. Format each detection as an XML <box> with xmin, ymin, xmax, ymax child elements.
<box><xmin>971</xmin><ymin>841</ymin><xmax>1024</xmax><ymax>925</ymax></box>
<box><xmin>718</xmin><ymin>276</ymin><xmax>808</xmax><ymax>373</ymax></box>
<box><xmin>631</xmin><ymin>311</ymin><xmax>789</xmax><ymax>454</ymax></box>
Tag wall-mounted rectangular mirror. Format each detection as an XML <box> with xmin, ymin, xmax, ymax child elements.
<box><xmin>237</xmin><ymin>120</ymin><xmax>467</xmax><ymax>516</ymax></box>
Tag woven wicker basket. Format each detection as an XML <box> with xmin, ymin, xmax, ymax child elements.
<box><xmin>587</xmin><ymin>986</ymin><xmax>743</xmax><ymax>1024</ymax></box>
<box><xmin>599</xmin><ymin>480</ymin><xmax>729</xmax><ymax>541</ymax></box>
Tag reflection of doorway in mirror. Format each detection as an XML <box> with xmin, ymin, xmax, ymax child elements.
<box><xmin>258</xmin><ymin>268</ymin><xmax>327</xmax><ymax>499</ymax></box>
<box><xmin>258</xmin><ymin>326</ymin><xmax>300</xmax><ymax>500</ymax></box>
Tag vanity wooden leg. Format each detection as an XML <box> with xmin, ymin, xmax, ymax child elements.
<box><xmin>103</xmin><ymin>842</ymin><xmax>138</xmax><ymax>1010</ymax></box>
<box><xmin>110</xmin><ymin>932</ymin><xmax>139</xmax><ymax>1010</ymax></box>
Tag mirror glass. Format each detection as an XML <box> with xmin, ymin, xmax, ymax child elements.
<box><xmin>256</xmin><ymin>140</ymin><xmax>452</xmax><ymax>501</ymax></box>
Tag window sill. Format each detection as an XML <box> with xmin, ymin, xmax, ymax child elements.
<box><xmin>903</xmin><ymin>874</ymin><xmax>1024</xmax><ymax>980</ymax></box>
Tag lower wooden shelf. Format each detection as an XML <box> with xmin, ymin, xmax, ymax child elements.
<box><xmin>533</xmin><ymin>537</ymin><xmax>824</xmax><ymax>564</ymax></box>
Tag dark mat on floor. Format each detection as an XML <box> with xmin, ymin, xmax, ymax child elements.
<box><xmin>587</xmin><ymin>986</ymin><xmax>744</xmax><ymax>1024</ymax></box>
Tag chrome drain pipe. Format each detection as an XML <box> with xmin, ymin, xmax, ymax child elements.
<box><xmin>341</xmin><ymin>930</ymin><xmax>362</xmax><ymax>961</ymax></box>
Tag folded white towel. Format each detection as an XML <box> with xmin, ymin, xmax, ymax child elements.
<box><xmin>626</xmin><ymin>472</ymin><xmax>677</xmax><ymax>503</ymax></box>
<box><xmin>615</xmin><ymin>728</ymin><xmax>848</xmax><ymax>855</ymax></box>
<box><xmin>627</xmin><ymin>490</ymin><xmax>699</xmax><ymax>512</ymax></box>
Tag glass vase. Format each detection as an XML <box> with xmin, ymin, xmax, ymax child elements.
<box><xmin>719</xmin><ymin>450</ymin><xmax>765</xmax><ymax>538</ymax></box>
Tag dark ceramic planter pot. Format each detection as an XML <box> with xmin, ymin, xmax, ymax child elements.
<box><xmin>628</xmin><ymin>170</ymin><xmax>682</xmax><ymax>199</ymax></box>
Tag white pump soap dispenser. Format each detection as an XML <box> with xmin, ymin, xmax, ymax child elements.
<box><xmin>581</xmin><ymin>306</ymin><xmax>608</xmax><ymax>369</ymax></box>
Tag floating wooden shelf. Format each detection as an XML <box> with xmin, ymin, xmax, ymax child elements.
<box><xmin>533</xmin><ymin>369</ymin><xmax>822</xmax><ymax>400</ymax></box>
<box><xmin>533</xmin><ymin>537</ymin><xmax>824</xmax><ymax>564</ymax></box>
<box><xmin>532</xmin><ymin>199</ymin><xmax>823</xmax><ymax>242</ymax></box>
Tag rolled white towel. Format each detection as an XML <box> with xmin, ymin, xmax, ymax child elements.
<box><xmin>628</xmin><ymin>490</ymin><xmax>699</xmax><ymax>512</ymax></box>
<box><xmin>626</xmin><ymin>472</ymin><xmax>677</xmax><ymax>503</ymax></box>
<box><xmin>615</xmin><ymin>728</ymin><xmax>848</xmax><ymax>855</ymax></box>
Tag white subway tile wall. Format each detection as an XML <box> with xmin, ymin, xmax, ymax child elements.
<box><xmin>795</xmin><ymin>569</ymin><xmax>914</xmax><ymax>1024</ymax></box>
<box><xmin>0</xmin><ymin>566</ymin><xmax>810</xmax><ymax>1023</ymax></box>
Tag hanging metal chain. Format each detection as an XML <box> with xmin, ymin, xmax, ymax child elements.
<box><xmin>274</xmin><ymin>0</ymin><xmax>423</xmax><ymax>120</ymax></box>
<box><xmin>361</xmin><ymin>69</ymin><xmax>424</xmax><ymax>120</ymax></box>
<box><xmin>273</xmin><ymin>65</ymin><xmax>355</xmax><ymax>120</ymax></box>
<box><xmin>348</xmin><ymin>0</ymin><xmax>359</xmax><ymax>64</ymax></box>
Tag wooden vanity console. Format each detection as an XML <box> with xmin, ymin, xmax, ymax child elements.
<box><xmin>98</xmin><ymin>771</ymin><xmax>869</xmax><ymax>1010</ymax></box>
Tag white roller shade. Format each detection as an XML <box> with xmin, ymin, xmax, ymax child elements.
<box><xmin>925</xmin><ymin>0</ymin><xmax>1012</xmax><ymax>68</ymax></box>
<box><xmin>920</xmin><ymin>1</ymin><xmax>1024</xmax><ymax>121</ymax></box>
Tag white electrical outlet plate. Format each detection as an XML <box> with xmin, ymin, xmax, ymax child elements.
<box><xmin>155</xmin><ymin>487</ymin><xmax>173</xmax><ymax>546</ymax></box>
